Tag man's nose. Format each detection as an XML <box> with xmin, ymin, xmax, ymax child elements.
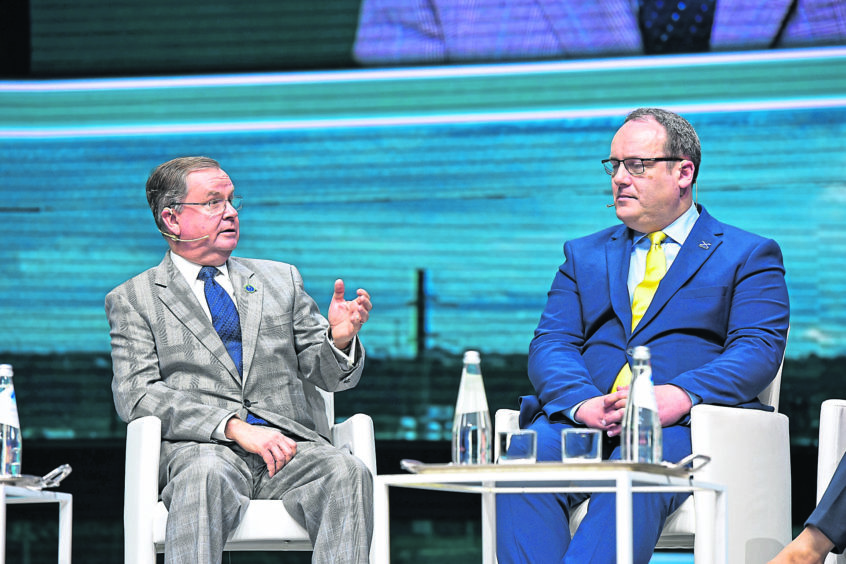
<box><xmin>613</xmin><ymin>164</ymin><xmax>631</xmax><ymax>183</ymax></box>
<box><xmin>222</xmin><ymin>200</ymin><xmax>238</xmax><ymax>216</ymax></box>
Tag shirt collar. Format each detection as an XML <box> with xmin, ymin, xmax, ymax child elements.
<box><xmin>631</xmin><ymin>203</ymin><xmax>699</xmax><ymax>246</ymax></box>
<box><xmin>170</xmin><ymin>251</ymin><xmax>231</xmax><ymax>282</ymax></box>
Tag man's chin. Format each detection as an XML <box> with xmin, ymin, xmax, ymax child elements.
<box><xmin>614</xmin><ymin>205</ymin><xmax>633</xmax><ymax>222</ymax></box>
<box><xmin>217</xmin><ymin>232</ymin><xmax>239</xmax><ymax>246</ymax></box>
<box><xmin>614</xmin><ymin>206</ymin><xmax>644</xmax><ymax>230</ymax></box>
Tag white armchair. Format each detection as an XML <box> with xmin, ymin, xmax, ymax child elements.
<box><xmin>818</xmin><ymin>399</ymin><xmax>846</xmax><ymax>564</ymax></box>
<box><xmin>494</xmin><ymin>360</ymin><xmax>791</xmax><ymax>563</ymax></box>
<box><xmin>123</xmin><ymin>390</ymin><xmax>376</xmax><ymax>563</ymax></box>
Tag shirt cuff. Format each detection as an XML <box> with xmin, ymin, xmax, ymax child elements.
<box><xmin>687</xmin><ymin>390</ymin><xmax>702</xmax><ymax>406</ymax></box>
<box><xmin>675</xmin><ymin>389</ymin><xmax>701</xmax><ymax>426</ymax></box>
<box><xmin>329</xmin><ymin>333</ymin><xmax>358</xmax><ymax>370</ymax></box>
<box><xmin>568</xmin><ymin>400</ymin><xmax>588</xmax><ymax>424</ymax></box>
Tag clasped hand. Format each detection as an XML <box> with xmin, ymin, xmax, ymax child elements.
<box><xmin>225</xmin><ymin>418</ymin><xmax>297</xmax><ymax>478</ymax></box>
<box><xmin>575</xmin><ymin>384</ymin><xmax>692</xmax><ymax>436</ymax></box>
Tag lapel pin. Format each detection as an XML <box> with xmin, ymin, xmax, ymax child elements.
<box><xmin>244</xmin><ymin>284</ymin><xmax>257</xmax><ymax>293</ymax></box>
<box><xmin>698</xmin><ymin>241</ymin><xmax>712</xmax><ymax>250</ymax></box>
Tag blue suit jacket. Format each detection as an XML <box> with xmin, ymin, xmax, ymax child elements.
<box><xmin>520</xmin><ymin>206</ymin><xmax>790</xmax><ymax>428</ymax></box>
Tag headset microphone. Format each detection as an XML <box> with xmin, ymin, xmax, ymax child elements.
<box><xmin>159</xmin><ymin>230</ymin><xmax>210</xmax><ymax>243</ymax></box>
<box><xmin>606</xmin><ymin>203</ymin><xmax>616</xmax><ymax>208</ymax></box>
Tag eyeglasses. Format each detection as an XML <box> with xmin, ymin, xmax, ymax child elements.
<box><xmin>169</xmin><ymin>195</ymin><xmax>243</xmax><ymax>214</ymax></box>
<box><xmin>601</xmin><ymin>158</ymin><xmax>683</xmax><ymax>176</ymax></box>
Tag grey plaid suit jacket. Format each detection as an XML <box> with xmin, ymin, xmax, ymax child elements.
<box><xmin>107</xmin><ymin>252</ymin><xmax>365</xmax><ymax>470</ymax></box>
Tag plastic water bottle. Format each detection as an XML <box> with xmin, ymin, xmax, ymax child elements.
<box><xmin>0</xmin><ymin>364</ymin><xmax>22</xmax><ymax>477</ymax></box>
<box><xmin>451</xmin><ymin>350</ymin><xmax>492</xmax><ymax>465</ymax></box>
<box><xmin>621</xmin><ymin>346</ymin><xmax>662</xmax><ymax>464</ymax></box>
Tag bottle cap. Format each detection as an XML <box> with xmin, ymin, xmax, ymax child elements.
<box><xmin>463</xmin><ymin>350</ymin><xmax>481</xmax><ymax>364</ymax></box>
<box><xmin>631</xmin><ymin>346</ymin><xmax>651</xmax><ymax>360</ymax></box>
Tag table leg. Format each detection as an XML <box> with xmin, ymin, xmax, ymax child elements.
<box><xmin>57</xmin><ymin>493</ymin><xmax>72</xmax><ymax>564</ymax></box>
<box><xmin>481</xmin><ymin>488</ymin><xmax>496</xmax><ymax>564</ymax></box>
<box><xmin>372</xmin><ymin>477</ymin><xmax>390</xmax><ymax>564</ymax></box>
<box><xmin>615</xmin><ymin>476</ymin><xmax>633</xmax><ymax>564</ymax></box>
<box><xmin>0</xmin><ymin>485</ymin><xmax>6</xmax><ymax>564</ymax></box>
<box><xmin>690</xmin><ymin>486</ymin><xmax>728</xmax><ymax>564</ymax></box>
<box><xmin>715</xmin><ymin>486</ymin><xmax>728</xmax><ymax>563</ymax></box>
<box><xmin>696</xmin><ymin>488</ymin><xmax>716</xmax><ymax>564</ymax></box>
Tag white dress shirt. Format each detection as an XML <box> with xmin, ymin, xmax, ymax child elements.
<box><xmin>169</xmin><ymin>252</ymin><xmax>357</xmax><ymax>439</ymax></box>
<box><xmin>571</xmin><ymin>203</ymin><xmax>701</xmax><ymax>422</ymax></box>
<box><xmin>627</xmin><ymin>203</ymin><xmax>699</xmax><ymax>302</ymax></box>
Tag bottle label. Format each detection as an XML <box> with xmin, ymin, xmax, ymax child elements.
<box><xmin>455</xmin><ymin>373</ymin><xmax>489</xmax><ymax>413</ymax></box>
<box><xmin>0</xmin><ymin>388</ymin><xmax>20</xmax><ymax>428</ymax></box>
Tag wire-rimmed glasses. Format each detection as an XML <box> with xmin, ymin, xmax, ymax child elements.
<box><xmin>170</xmin><ymin>195</ymin><xmax>243</xmax><ymax>214</ymax></box>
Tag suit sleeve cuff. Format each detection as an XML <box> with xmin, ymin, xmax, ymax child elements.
<box><xmin>213</xmin><ymin>414</ymin><xmax>237</xmax><ymax>442</ymax></box>
<box><xmin>328</xmin><ymin>333</ymin><xmax>358</xmax><ymax>370</ymax></box>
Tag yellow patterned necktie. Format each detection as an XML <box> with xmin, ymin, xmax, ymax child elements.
<box><xmin>612</xmin><ymin>231</ymin><xmax>668</xmax><ymax>392</ymax></box>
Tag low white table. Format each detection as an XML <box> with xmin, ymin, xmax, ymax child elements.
<box><xmin>0</xmin><ymin>484</ymin><xmax>73</xmax><ymax>564</ymax></box>
<box><xmin>373</xmin><ymin>461</ymin><xmax>726</xmax><ymax>564</ymax></box>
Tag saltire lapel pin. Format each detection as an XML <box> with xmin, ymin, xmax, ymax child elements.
<box><xmin>698</xmin><ymin>241</ymin><xmax>712</xmax><ymax>250</ymax></box>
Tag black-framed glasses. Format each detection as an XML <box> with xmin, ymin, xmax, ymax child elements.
<box><xmin>601</xmin><ymin>158</ymin><xmax>683</xmax><ymax>176</ymax></box>
<box><xmin>169</xmin><ymin>195</ymin><xmax>243</xmax><ymax>214</ymax></box>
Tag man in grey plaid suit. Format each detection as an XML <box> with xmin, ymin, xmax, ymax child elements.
<box><xmin>107</xmin><ymin>156</ymin><xmax>373</xmax><ymax>564</ymax></box>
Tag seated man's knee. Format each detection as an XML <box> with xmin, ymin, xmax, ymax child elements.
<box><xmin>165</xmin><ymin>444</ymin><xmax>249</xmax><ymax>500</ymax></box>
<box><xmin>330</xmin><ymin>450</ymin><xmax>372</xmax><ymax>487</ymax></box>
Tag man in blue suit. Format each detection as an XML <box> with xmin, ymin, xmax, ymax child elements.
<box><xmin>496</xmin><ymin>107</ymin><xmax>790</xmax><ymax>563</ymax></box>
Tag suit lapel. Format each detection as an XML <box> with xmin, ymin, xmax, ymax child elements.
<box><xmin>228</xmin><ymin>258</ymin><xmax>262</xmax><ymax>386</ymax></box>
<box><xmin>154</xmin><ymin>254</ymin><xmax>242</xmax><ymax>384</ymax></box>
<box><xmin>607</xmin><ymin>225</ymin><xmax>634</xmax><ymax>332</ymax></box>
<box><xmin>632</xmin><ymin>208</ymin><xmax>724</xmax><ymax>337</ymax></box>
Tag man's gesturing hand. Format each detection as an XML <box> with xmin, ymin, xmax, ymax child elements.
<box><xmin>328</xmin><ymin>279</ymin><xmax>372</xmax><ymax>350</ymax></box>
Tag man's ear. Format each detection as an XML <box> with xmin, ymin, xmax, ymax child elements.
<box><xmin>678</xmin><ymin>160</ymin><xmax>695</xmax><ymax>195</ymax></box>
<box><xmin>161</xmin><ymin>207</ymin><xmax>180</xmax><ymax>236</ymax></box>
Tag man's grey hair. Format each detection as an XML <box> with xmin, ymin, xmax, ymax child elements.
<box><xmin>146</xmin><ymin>156</ymin><xmax>221</xmax><ymax>233</ymax></box>
<box><xmin>624</xmin><ymin>108</ymin><xmax>701</xmax><ymax>184</ymax></box>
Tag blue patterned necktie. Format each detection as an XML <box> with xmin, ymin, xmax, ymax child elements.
<box><xmin>197</xmin><ymin>266</ymin><xmax>243</xmax><ymax>377</ymax></box>
<box><xmin>198</xmin><ymin>266</ymin><xmax>266</xmax><ymax>426</ymax></box>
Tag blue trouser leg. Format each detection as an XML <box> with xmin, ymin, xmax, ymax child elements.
<box><xmin>496</xmin><ymin>415</ymin><xmax>585</xmax><ymax>563</ymax></box>
<box><xmin>564</xmin><ymin>425</ymin><xmax>692</xmax><ymax>564</ymax></box>
<box><xmin>497</xmin><ymin>416</ymin><xmax>692</xmax><ymax>564</ymax></box>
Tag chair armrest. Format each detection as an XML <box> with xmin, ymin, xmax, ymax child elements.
<box><xmin>124</xmin><ymin>416</ymin><xmax>163</xmax><ymax>563</ymax></box>
<box><xmin>690</xmin><ymin>404</ymin><xmax>792</xmax><ymax>558</ymax></box>
<box><xmin>818</xmin><ymin>399</ymin><xmax>846</xmax><ymax>502</ymax></box>
<box><xmin>332</xmin><ymin>413</ymin><xmax>377</xmax><ymax>475</ymax></box>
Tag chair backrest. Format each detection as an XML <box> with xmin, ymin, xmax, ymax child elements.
<box><xmin>757</xmin><ymin>327</ymin><xmax>789</xmax><ymax>412</ymax></box>
<box><xmin>301</xmin><ymin>385</ymin><xmax>335</xmax><ymax>439</ymax></box>
<box><xmin>818</xmin><ymin>399</ymin><xmax>846</xmax><ymax>564</ymax></box>
<box><xmin>818</xmin><ymin>399</ymin><xmax>846</xmax><ymax>500</ymax></box>
<box><xmin>319</xmin><ymin>387</ymin><xmax>334</xmax><ymax>427</ymax></box>
<box><xmin>757</xmin><ymin>358</ymin><xmax>783</xmax><ymax>411</ymax></box>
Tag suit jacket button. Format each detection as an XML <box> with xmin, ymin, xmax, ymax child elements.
<box><xmin>244</xmin><ymin>400</ymin><xmax>252</xmax><ymax>407</ymax></box>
